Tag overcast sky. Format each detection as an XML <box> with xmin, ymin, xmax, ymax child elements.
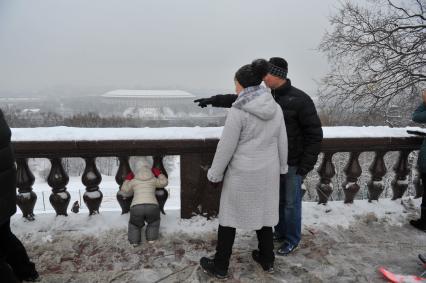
<box><xmin>0</xmin><ymin>0</ymin><xmax>339</xmax><ymax>95</ymax></box>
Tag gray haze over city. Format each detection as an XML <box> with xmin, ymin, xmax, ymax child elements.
<box><xmin>0</xmin><ymin>0</ymin><xmax>339</xmax><ymax>96</ymax></box>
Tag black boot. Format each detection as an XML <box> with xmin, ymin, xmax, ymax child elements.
<box><xmin>252</xmin><ymin>250</ymin><xmax>274</xmax><ymax>273</ymax></box>
<box><xmin>200</xmin><ymin>257</ymin><xmax>229</xmax><ymax>279</ymax></box>
<box><xmin>200</xmin><ymin>225</ymin><xmax>234</xmax><ymax>279</ymax></box>
<box><xmin>410</xmin><ymin>209</ymin><xmax>426</xmax><ymax>232</ymax></box>
<box><xmin>21</xmin><ymin>271</ymin><xmax>40</xmax><ymax>282</ymax></box>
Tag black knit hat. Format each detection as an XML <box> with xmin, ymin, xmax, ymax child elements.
<box><xmin>235</xmin><ymin>59</ymin><xmax>269</xmax><ymax>88</ymax></box>
<box><xmin>268</xmin><ymin>57</ymin><xmax>288</xmax><ymax>79</ymax></box>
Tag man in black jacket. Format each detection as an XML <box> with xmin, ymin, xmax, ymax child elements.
<box><xmin>0</xmin><ymin>109</ymin><xmax>39</xmax><ymax>282</ymax></box>
<box><xmin>194</xmin><ymin>58</ymin><xmax>323</xmax><ymax>256</ymax></box>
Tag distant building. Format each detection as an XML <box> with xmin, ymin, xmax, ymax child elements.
<box><xmin>18</xmin><ymin>108</ymin><xmax>44</xmax><ymax>123</ymax></box>
<box><xmin>101</xmin><ymin>90</ymin><xmax>196</xmax><ymax>107</ymax></box>
<box><xmin>21</xmin><ymin>108</ymin><xmax>41</xmax><ymax>115</ymax></box>
<box><xmin>0</xmin><ymin>97</ymin><xmax>44</xmax><ymax>109</ymax></box>
<box><xmin>0</xmin><ymin>97</ymin><xmax>42</xmax><ymax>103</ymax></box>
<box><xmin>100</xmin><ymin>89</ymin><xmax>198</xmax><ymax>119</ymax></box>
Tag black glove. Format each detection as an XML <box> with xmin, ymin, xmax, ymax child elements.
<box><xmin>209</xmin><ymin>180</ymin><xmax>222</xmax><ymax>189</ymax></box>
<box><xmin>194</xmin><ymin>97</ymin><xmax>215</xmax><ymax>108</ymax></box>
<box><xmin>296</xmin><ymin>168</ymin><xmax>308</xmax><ymax>179</ymax></box>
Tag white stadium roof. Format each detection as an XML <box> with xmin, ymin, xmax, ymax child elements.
<box><xmin>101</xmin><ymin>90</ymin><xmax>196</xmax><ymax>99</ymax></box>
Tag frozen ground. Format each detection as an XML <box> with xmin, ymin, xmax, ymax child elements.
<box><xmin>11</xmin><ymin>198</ymin><xmax>425</xmax><ymax>283</ymax></box>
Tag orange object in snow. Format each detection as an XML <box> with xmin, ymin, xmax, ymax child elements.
<box><xmin>379</xmin><ymin>267</ymin><xmax>426</xmax><ymax>283</ymax></box>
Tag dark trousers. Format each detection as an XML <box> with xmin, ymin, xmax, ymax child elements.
<box><xmin>0</xmin><ymin>259</ymin><xmax>19</xmax><ymax>283</ymax></box>
<box><xmin>128</xmin><ymin>204</ymin><xmax>161</xmax><ymax>244</ymax></box>
<box><xmin>0</xmin><ymin>220</ymin><xmax>36</xmax><ymax>282</ymax></box>
<box><xmin>214</xmin><ymin>225</ymin><xmax>274</xmax><ymax>271</ymax></box>
<box><xmin>421</xmin><ymin>174</ymin><xmax>426</xmax><ymax>212</ymax></box>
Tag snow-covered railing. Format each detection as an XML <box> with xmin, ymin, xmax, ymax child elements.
<box><xmin>11</xmin><ymin>126</ymin><xmax>425</xmax><ymax>220</ymax></box>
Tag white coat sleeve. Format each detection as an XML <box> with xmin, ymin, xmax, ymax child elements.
<box><xmin>278</xmin><ymin>116</ymin><xmax>288</xmax><ymax>174</ymax></box>
<box><xmin>207</xmin><ymin>108</ymin><xmax>243</xmax><ymax>183</ymax></box>
<box><xmin>120</xmin><ymin>180</ymin><xmax>134</xmax><ymax>197</ymax></box>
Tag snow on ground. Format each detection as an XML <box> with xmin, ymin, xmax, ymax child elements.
<box><xmin>11</xmin><ymin>198</ymin><xmax>425</xmax><ymax>283</ymax></box>
<box><xmin>10</xmin><ymin>126</ymin><xmax>426</xmax><ymax>141</ymax></box>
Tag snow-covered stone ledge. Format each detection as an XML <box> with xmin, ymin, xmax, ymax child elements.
<box><xmin>9</xmin><ymin>126</ymin><xmax>426</xmax><ymax>141</ymax></box>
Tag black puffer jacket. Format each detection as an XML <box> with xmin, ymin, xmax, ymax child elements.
<box><xmin>0</xmin><ymin>109</ymin><xmax>17</xmax><ymax>225</ymax></box>
<box><xmin>208</xmin><ymin>79</ymin><xmax>323</xmax><ymax>176</ymax></box>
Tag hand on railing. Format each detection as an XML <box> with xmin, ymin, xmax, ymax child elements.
<box><xmin>152</xmin><ymin>167</ymin><xmax>162</xmax><ymax>177</ymax></box>
<box><xmin>209</xmin><ymin>180</ymin><xmax>222</xmax><ymax>189</ymax></box>
<box><xmin>125</xmin><ymin>172</ymin><xmax>135</xmax><ymax>181</ymax></box>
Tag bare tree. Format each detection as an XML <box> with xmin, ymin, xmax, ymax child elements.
<box><xmin>319</xmin><ymin>0</ymin><xmax>425</xmax><ymax>118</ymax></box>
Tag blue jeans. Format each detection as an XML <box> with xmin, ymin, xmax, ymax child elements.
<box><xmin>274</xmin><ymin>166</ymin><xmax>302</xmax><ymax>246</ymax></box>
<box><xmin>421</xmin><ymin>174</ymin><xmax>426</xmax><ymax>211</ymax></box>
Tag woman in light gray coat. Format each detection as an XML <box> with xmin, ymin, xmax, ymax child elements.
<box><xmin>200</xmin><ymin>59</ymin><xmax>288</xmax><ymax>279</ymax></box>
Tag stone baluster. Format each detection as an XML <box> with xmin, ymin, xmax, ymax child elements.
<box><xmin>180</xmin><ymin>152</ymin><xmax>221</xmax><ymax>219</ymax></box>
<box><xmin>116</xmin><ymin>156</ymin><xmax>133</xmax><ymax>214</ymax></box>
<box><xmin>153</xmin><ymin>156</ymin><xmax>169</xmax><ymax>215</ymax></box>
<box><xmin>82</xmin><ymin>157</ymin><xmax>103</xmax><ymax>215</ymax></box>
<box><xmin>199</xmin><ymin>153</ymin><xmax>222</xmax><ymax>219</ymax></box>
<box><xmin>301</xmin><ymin>181</ymin><xmax>307</xmax><ymax>199</ymax></box>
<box><xmin>391</xmin><ymin>150</ymin><xmax>411</xmax><ymax>200</ymax></box>
<box><xmin>47</xmin><ymin>158</ymin><xmax>71</xmax><ymax>216</ymax></box>
<box><xmin>367</xmin><ymin>151</ymin><xmax>387</xmax><ymax>201</ymax></box>
<box><xmin>413</xmin><ymin>164</ymin><xmax>423</xmax><ymax>199</ymax></box>
<box><xmin>343</xmin><ymin>152</ymin><xmax>362</xmax><ymax>203</ymax></box>
<box><xmin>16</xmin><ymin>158</ymin><xmax>37</xmax><ymax>221</ymax></box>
<box><xmin>316</xmin><ymin>152</ymin><xmax>336</xmax><ymax>204</ymax></box>
<box><xmin>414</xmin><ymin>174</ymin><xmax>424</xmax><ymax>199</ymax></box>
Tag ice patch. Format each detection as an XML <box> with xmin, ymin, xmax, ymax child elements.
<box><xmin>396</xmin><ymin>179</ymin><xmax>409</xmax><ymax>185</ymax></box>
<box><xmin>57</xmin><ymin>192</ymin><xmax>69</xmax><ymax>199</ymax></box>
<box><xmin>345</xmin><ymin>182</ymin><xmax>357</xmax><ymax>189</ymax></box>
<box><xmin>42</xmin><ymin>235</ymin><xmax>53</xmax><ymax>243</ymax></box>
<box><xmin>84</xmin><ymin>191</ymin><xmax>101</xmax><ymax>199</ymax></box>
<box><xmin>18</xmin><ymin>192</ymin><xmax>32</xmax><ymax>199</ymax></box>
<box><xmin>372</xmin><ymin>181</ymin><xmax>384</xmax><ymax>186</ymax></box>
<box><xmin>319</xmin><ymin>183</ymin><xmax>333</xmax><ymax>189</ymax></box>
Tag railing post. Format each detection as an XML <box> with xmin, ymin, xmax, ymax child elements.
<box><xmin>414</xmin><ymin>174</ymin><xmax>424</xmax><ymax>199</ymax></box>
<box><xmin>391</xmin><ymin>150</ymin><xmax>411</xmax><ymax>200</ymax></box>
<box><xmin>367</xmin><ymin>151</ymin><xmax>387</xmax><ymax>201</ymax></box>
<box><xmin>116</xmin><ymin>156</ymin><xmax>133</xmax><ymax>214</ymax></box>
<box><xmin>47</xmin><ymin>158</ymin><xmax>71</xmax><ymax>216</ymax></box>
<box><xmin>180</xmin><ymin>152</ymin><xmax>221</xmax><ymax>219</ymax></box>
<box><xmin>343</xmin><ymin>152</ymin><xmax>362</xmax><ymax>203</ymax></box>
<box><xmin>16</xmin><ymin>158</ymin><xmax>37</xmax><ymax>221</ymax></box>
<box><xmin>153</xmin><ymin>156</ymin><xmax>168</xmax><ymax>214</ymax></box>
<box><xmin>413</xmin><ymin>165</ymin><xmax>423</xmax><ymax>199</ymax></box>
<box><xmin>316</xmin><ymin>152</ymin><xmax>335</xmax><ymax>204</ymax></box>
<box><xmin>82</xmin><ymin>157</ymin><xmax>103</xmax><ymax>215</ymax></box>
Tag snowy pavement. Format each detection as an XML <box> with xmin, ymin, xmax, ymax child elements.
<box><xmin>11</xmin><ymin>198</ymin><xmax>425</xmax><ymax>283</ymax></box>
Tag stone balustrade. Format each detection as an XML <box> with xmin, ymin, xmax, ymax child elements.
<box><xmin>11</xmin><ymin>127</ymin><xmax>425</xmax><ymax>220</ymax></box>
